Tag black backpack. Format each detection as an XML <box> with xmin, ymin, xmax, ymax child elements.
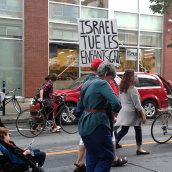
<box><xmin>33</xmin><ymin>83</ymin><xmax>46</xmax><ymax>102</ymax></box>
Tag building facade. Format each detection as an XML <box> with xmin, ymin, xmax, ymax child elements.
<box><xmin>0</xmin><ymin>0</ymin><xmax>171</xmax><ymax>98</ymax></box>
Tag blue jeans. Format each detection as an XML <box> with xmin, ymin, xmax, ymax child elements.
<box><xmin>27</xmin><ymin>149</ymin><xmax>46</xmax><ymax>166</ymax></box>
<box><xmin>82</xmin><ymin>125</ymin><xmax>114</xmax><ymax>172</ymax></box>
<box><xmin>115</xmin><ymin>126</ymin><xmax>142</xmax><ymax>146</ymax></box>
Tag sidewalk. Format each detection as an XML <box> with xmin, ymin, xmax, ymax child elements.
<box><xmin>0</xmin><ymin>102</ymin><xmax>31</xmax><ymax>124</ymax></box>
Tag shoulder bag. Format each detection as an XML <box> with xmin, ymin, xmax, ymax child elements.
<box><xmin>73</xmin><ymin>79</ymin><xmax>98</xmax><ymax>118</ymax></box>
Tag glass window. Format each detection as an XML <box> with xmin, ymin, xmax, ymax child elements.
<box><xmin>81</xmin><ymin>7</ymin><xmax>108</xmax><ymax>19</ymax></box>
<box><xmin>113</xmin><ymin>0</ymin><xmax>138</xmax><ymax>13</ymax></box>
<box><xmin>49</xmin><ymin>0</ymin><xmax>79</xmax><ymax>5</ymax></box>
<box><xmin>81</xmin><ymin>0</ymin><xmax>108</xmax><ymax>9</ymax></box>
<box><xmin>49</xmin><ymin>43</ymin><xmax>79</xmax><ymax>90</ymax></box>
<box><xmin>140</xmin><ymin>32</ymin><xmax>162</xmax><ymax>47</ymax></box>
<box><xmin>139</xmin><ymin>49</ymin><xmax>161</xmax><ymax>75</ymax></box>
<box><xmin>139</xmin><ymin>0</ymin><xmax>159</xmax><ymax>15</ymax></box>
<box><xmin>140</xmin><ymin>15</ymin><xmax>163</xmax><ymax>31</ymax></box>
<box><xmin>137</xmin><ymin>74</ymin><xmax>160</xmax><ymax>87</ymax></box>
<box><xmin>0</xmin><ymin>40</ymin><xmax>23</xmax><ymax>96</ymax></box>
<box><xmin>114</xmin><ymin>12</ymin><xmax>138</xmax><ymax>29</ymax></box>
<box><xmin>0</xmin><ymin>18</ymin><xmax>22</xmax><ymax>39</ymax></box>
<box><xmin>49</xmin><ymin>3</ymin><xmax>79</xmax><ymax>24</ymax></box>
<box><xmin>115</xmin><ymin>48</ymin><xmax>138</xmax><ymax>72</ymax></box>
<box><xmin>118</xmin><ymin>30</ymin><xmax>138</xmax><ymax>46</ymax></box>
<box><xmin>0</xmin><ymin>0</ymin><xmax>23</xmax><ymax>18</ymax></box>
<box><xmin>49</xmin><ymin>23</ymin><xmax>78</xmax><ymax>42</ymax></box>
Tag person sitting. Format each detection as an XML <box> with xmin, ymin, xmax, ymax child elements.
<box><xmin>0</xmin><ymin>127</ymin><xmax>46</xmax><ymax>171</ymax></box>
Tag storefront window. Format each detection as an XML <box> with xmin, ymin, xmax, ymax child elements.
<box><xmin>113</xmin><ymin>0</ymin><xmax>138</xmax><ymax>13</ymax></box>
<box><xmin>0</xmin><ymin>18</ymin><xmax>22</xmax><ymax>39</ymax></box>
<box><xmin>0</xmin><ymin>0</ymin><xmax>23</xmax><ymax>18</ymax></box>
<box><xmin>140</xmin><ymin>15</ymin><xmax>163</xmax><ymax>32</ymax></box>
<box><xmin>81</xmin><ymin>0</ymin><xmax>108</xmax><ymax>9</ymax></box>
<box><xmin>115</xmin><ymin>48</ymin><xmax>138</xmax><ymax>72</ymax></box>
<box><xmin>139</xmin><ymin>49</ymin><xmax>161</xmax><ymax>74</ymax></box>
<box><xmin>118</xmin><ymin>30</ymin><xmax>138</xmax><ymax>46</ymax></box>
<box><xmin>140</xmin><ymin>32</ymin><xmax>162</xmax><ymax>47</ymax></box>
<box><xmin>49</xmin><ymin>3</ymin><xmax>79</xmax><ymax>23</ymax></box>
<box><xmin>49</xmin><ymin>43</ymin><xmax>79</xmax><ymax>90</ymax></box>
<box><xmin>49</xmin><ymin>0</ymin><xmax>79</xmax><ymax>5</ymax></box>
<box><xmin>114</xmin><ymin>12</ymin><xmax>138</xmax><ymax>29</ymax></box>
<box><xmin>49</xmin><ymin>23</ymin><xmax>78</xmax><ymax>42</ymax></box>
<box><xmin>81</xmin><ymin>7</ymin><xmax>108</xmax><ymax>19</ymax></box>
<box><xmin>0</xmin><ymin>39</ymin><xmax>23</xmax><ymax>96</ymax></box>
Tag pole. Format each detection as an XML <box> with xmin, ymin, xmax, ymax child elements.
<box><xmin>2</xmin><ymin>81</ymin><xmax>5</xmax><ymax>116</ymax></box>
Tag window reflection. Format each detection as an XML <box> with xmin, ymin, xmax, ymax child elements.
<box><xmin>49</xmin><ymin>3</ymin><xmax>79</xmax><ymax>23</ymax></box>
<box><xmin>139</xmin><ymin>49</ymin><xmax>161</xmax><ymax>74</ymax></box>
<box><xmin>49</xmin><ymin>43</ymin><xmax>79</xmax><ymax>90</ymax></box>
<box><xmin>81</xmin><ymin>0</ymin><xmax>108</xmax><ymax>8</ymax></box>
<box><xmin>115</xmin><ymin>48</ymin><xmax>138</xmax><ymax>72</ymax></box>
<box><xmin>81</xmin><ymin>7</ymin><xmax>108</xmax><ymax>19</ymax></box>
<box><xmin>50</xmin><ymin>0</ymin><xmax>79</xmax><ymax>5</ymax></box>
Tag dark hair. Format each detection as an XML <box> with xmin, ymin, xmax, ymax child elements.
<box><xmin>45</xmin><ymin>75</ymin><xmax>51</xmax><ymax>80</ymax></box>
<box><xmin>50</xmin><ymin>73</ymin><xmax>58</xmax><ymax>81</ymax></box>
<box><xmin>120</xmin><ymin>69</ymin><xmax>135</xmax><ymax>93</ymax></box>
<box><xmin>91</xmin><ymin>68</ymin><xmax>97</xmax><ymax>72</ymax></box>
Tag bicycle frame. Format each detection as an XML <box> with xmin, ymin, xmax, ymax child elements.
<box><xmin>36</xmin><ymin>94</ymin><xmax>67</xmax><ymax>121</ymax></box>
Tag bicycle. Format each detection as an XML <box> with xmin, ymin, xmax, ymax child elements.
<box><xmin>0</xmin><ymin>88</ymin><xmax>21</xmax><ymax>113</ymax></box>
<box><xmin>16</xmin><ymin>93</ymin><xmax>79</xmax><ymax>138</ymax></box>
<box><xmin>151</xmin><ymin>95</ymin><xmax>172</xmax><ymax>144</ymax></box>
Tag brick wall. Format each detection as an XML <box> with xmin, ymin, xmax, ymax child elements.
<box><xmin>24</xmin><ymin>0</ymin><xmax>48</xmax><ymax>97</ymax></box>
<box><xmin>163</xmin><ymin>9</ymin><xmax>172</xmax><ymax>81</ymax></box>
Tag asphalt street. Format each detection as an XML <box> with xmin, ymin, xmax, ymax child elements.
<box><xmin>2</xmin><ymin>119</ymin><xmax>172</xmax><ymax>172</ymax></box>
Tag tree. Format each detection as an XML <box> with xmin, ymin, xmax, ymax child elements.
<box><xmin>150</xmin><ymin>0</ymin><xmax>172</xmax><ymax>48</ymax></box>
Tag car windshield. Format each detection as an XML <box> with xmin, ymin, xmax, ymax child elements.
<box><xmin>64</xmin><ymin>75</ymin><xmax>87</xmax><ymax>89</ymax></box>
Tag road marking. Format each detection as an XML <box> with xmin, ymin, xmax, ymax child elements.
<box><xmin>46</xmin><ymin>140</ymin><xmax>172</xmax><ymax>156</ymax></box>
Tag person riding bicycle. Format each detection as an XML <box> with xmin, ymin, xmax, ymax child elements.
<box><xmin>30</xmin><ymin>73</ymin><xmax>60</xmax><ymax>135</ymax></box>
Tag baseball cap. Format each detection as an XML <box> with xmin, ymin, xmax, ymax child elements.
<box><xmin>91</xmin><ymin>59</ymin><xmax>103</xmax><ymax>68</ymax></box>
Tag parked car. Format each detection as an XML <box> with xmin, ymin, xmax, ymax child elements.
<box><xmin>30</xmin><ymin>73</ymin><xmax>172</xmax><ymax>121</ymax></box>
<box><xmin>117</xmin><ymin>72</ymin><xmax>172</xmax><ymax>118</ymax></box>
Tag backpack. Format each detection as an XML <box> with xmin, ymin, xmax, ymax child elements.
<box><xmin>33</xmin><ymin>83</ymin><xmax>46</xmax><ymax>102</ymax></box>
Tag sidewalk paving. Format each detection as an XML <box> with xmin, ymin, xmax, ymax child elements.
<box><xmin>0</xmin><ymin>102</ymin><xmax>31</xmax><ymax>124</ymax></box>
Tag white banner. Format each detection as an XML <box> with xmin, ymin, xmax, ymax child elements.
<box><xmin>77</xmin><ymin>19</ymin><xmax>120</xmax><ymax>67</ymax></box>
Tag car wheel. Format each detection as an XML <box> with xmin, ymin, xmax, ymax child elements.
<box><xmin>59</xmin><ymin>103</ymin><xmax>77</xmax><ymax>125</ymax></box>
<box><xmin>142</xmin><ymin>100</ymin><xmax>157</xmax><ymax>119</ymax></box>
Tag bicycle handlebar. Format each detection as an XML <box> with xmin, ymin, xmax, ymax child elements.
<box><xmin>5</xmin><ymin>88</ymin><xmax>20</xmax><ymax>95</ymax></box>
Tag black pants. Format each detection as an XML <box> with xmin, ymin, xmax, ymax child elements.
<box><xmin>0</xmin><ymin>118</ymin><xmax>5</xmax><ymax>128</ymax></box>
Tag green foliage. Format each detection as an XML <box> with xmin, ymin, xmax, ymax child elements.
<box><xmin>149</xmin><ymin>0</ymin><xmax>172</xmax><ymax>15</ymax></box>
<box><xmin>149</xmin><ymin>0</ymin><xmax>172</xmax><ymax>48</ymax></box>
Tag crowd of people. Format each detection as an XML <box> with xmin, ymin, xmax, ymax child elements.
<box><xmin>74</xmin><ymin>59</ymin><xmax>150</xmax><ymax>172</ymax></box>
<box><xmin>0</xmin><ymin>58</ymin><xmax>151</xmax><ymax>172</ymax></box>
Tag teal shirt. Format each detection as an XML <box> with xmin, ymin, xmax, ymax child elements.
<box><xmin>78</xmin><ymin>76</ymin><xmax>121</xmax><ymax>136</ymax></box>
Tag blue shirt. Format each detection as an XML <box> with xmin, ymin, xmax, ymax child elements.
<box><xmin>78</xmin><ymin>76</ymin><xmax>121</xmax><ymax>136</ymax></box>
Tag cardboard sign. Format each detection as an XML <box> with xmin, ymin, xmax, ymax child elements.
<box><xmin>126</xmin><ymin>49</ymin><xmax>141</xmax><ymax>61</ymax></box>
<box><xmin>77</xmin><ymin>19</ymin><xmax>120</xmax><ymax>67</ymax></box>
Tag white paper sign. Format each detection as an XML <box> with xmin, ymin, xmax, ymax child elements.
<box><xmin>77</xmin><ymin>19</ymin><xmax>120</xmax><ymax>67</ymax></box>
<box><xmin>1</xmin><ymin>93</ymin><xmax>5</xmax><ymax>101</ymax></box>
<box><xmin>126</xmin><ymin>49</ymin><xmax>141</xmax><ymax>61</ymax></box>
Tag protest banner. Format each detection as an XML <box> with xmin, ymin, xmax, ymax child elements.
<box><xmin>77</xmin><ymin>19</ymin><xmax>120</xmax><ymax>67</ymax></box>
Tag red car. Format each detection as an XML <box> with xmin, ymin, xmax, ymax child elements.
<box><xmin>30</xmin><ymin>73</ymin><xmax>172</xmax><ymax>122</ymax></box>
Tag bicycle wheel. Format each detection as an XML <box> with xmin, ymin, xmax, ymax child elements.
<box><xmin>12</xmin><ymin>98</ymin><xmax>21</xmax><ymax>113</ymax></box>
<box><xmin>59</xmin><ymin>105</ymin><xmax>78</xmax><ymax>134</ymax></box>
<box><xmin>151</xmin><ymin>112</ymin><xmax>172</xmax><ymax>144</ymax></box>
<box><xmin>16</xmin><ymin>108</ymin><xmax>46</xmax><ymax>138</ymax></box>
